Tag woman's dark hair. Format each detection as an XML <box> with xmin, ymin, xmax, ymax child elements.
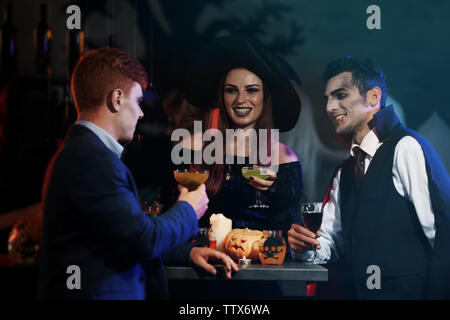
<box><xmin>203</xmin><ymin>67</ymin><xmax>274</xmax><ymax>196</ymax></box>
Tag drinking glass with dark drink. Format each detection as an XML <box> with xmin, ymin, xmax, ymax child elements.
<box><xmin>301</xmin><ymin>202</ymin><xmax>324</xmax><ymax>264</ymax></box>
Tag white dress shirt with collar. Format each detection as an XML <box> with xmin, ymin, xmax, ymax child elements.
<box><xmin>75</xmin><ymin>120</ymin><xmax>124</xmax><ymax>159</ymax></box>
<box><xmin>293</xmin><ymin>129</ymin><xmax>436</xmax><ymax>262</ymax></box>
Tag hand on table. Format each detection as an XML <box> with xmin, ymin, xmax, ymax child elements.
<box><xmin>288</xmin><ymin>223</ymin><xmax>322</xmax><ymax>254</ymax></box>
<box><xmin>189</xmin><ymin>247</ymin><xmax>239</xmax><ymax>279</ymax></box>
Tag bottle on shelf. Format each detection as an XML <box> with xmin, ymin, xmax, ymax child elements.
<box><xmin>34</xmin><ymin>3</ymin><xmax>52</xmax><ymax>76</ymax></box>
<box><xmin>0</xmin><ymin>1</ymin><xmax>18</xmax><ymax>73</ymax></box>
<box><xmin>67</xmin><ymin>28</ymin><xmax>85</xmax><ymax>76</ymax></box>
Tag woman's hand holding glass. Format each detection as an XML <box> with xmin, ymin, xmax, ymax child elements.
<box><xmin>242</xmin><ymin>165</ymin><xmax>277</xmax><ymax>209</ymax></box>
<box><xmin>246</xmin><ymin>167</ymin><xmax>277</xmax><ymax>191</ymax></box>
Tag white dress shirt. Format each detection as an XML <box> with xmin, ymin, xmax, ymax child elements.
<box><xmin>293</xmin><ymin>129</ymin><xmax>436</xmax><ymax>262</ymax></box>
<box><xmin>75</xmin><ymin>120</ymin><xmax>124</xmax><ymax>158</ymax></box>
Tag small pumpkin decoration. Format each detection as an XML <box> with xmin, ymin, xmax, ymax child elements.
<box><xmin>258</xmin><ymin>230</ymin><xmax>287</xmax><ymax>265</ymax></box>
<box><xmin>223</xmin><ymin>228</ymin><xmax>263</xmax><ymax>261</ymax></box>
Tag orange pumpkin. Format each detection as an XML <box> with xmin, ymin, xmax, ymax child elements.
<box><xmin>223</xmin><ymin>228</ymin><xmax>263</xmax><ymax>261</ymax></box>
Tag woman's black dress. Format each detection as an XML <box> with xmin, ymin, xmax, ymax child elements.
<box><xmin>200</xmin><ymin>155</ymin><xmax>303</xmax><ymax>258</ymax></box>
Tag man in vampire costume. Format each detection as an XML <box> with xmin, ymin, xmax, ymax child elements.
<box><xmin>288</xmin><ymin>56</ymin><xmax>450</xmax><ymax>299</ymax></box>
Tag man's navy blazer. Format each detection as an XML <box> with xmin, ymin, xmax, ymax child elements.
<box><xmin>38</xmin><ymin>125</ymin><xmax>198</xmax><ymax>299</ymax></box>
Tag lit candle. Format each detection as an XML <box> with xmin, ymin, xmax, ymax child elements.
<box><xmin>238</xmin><ymin>256</ymin><xmax>251</xmax><ymax>268</ymax></box>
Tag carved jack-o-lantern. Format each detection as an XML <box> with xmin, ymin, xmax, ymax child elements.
<box><xmin>223</xmin><ymin>228</ymin><xmax>263</xmax><ymax>261</ymax></box>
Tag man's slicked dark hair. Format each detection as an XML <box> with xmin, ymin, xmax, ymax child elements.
<box><xmin>322</xmin><ymin>56</ymin><xmax>388</xmax><ymax>107</ymax></box>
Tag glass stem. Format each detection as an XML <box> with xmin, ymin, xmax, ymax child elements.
<box><xmin>312</xmin><ymin>245</ymin><xmax>319</xmax><ymax>264</ymax></box>
<box><xmin>255</xmin><ymin>190</ymin><xmax>262</xmax><ymax>205</ymax></box>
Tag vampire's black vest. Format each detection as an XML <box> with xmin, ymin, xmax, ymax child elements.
<box><xmin>327</xmin><ymin>105</ymin><xmax>450</xmax><ymax>299</ymax></box>
<box><xmin>339</xmin><ymin>130</ymin><xmax>432</xmax><ymax>299</ymax></box>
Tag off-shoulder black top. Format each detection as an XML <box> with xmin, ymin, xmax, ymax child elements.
<box><xmin>199</xmin><ymin>155</ymin><xmax>303</xmax><ymax>233</ymax></box>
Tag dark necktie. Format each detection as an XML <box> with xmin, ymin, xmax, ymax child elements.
<box><xmin>352</xmin><ymin>146</ymin><xmax>366</xmax><ymax>188</ymax></box>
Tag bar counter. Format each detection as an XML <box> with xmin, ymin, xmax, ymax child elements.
<box><xmin>0</xmin><ymin>254</ymin><xmax>328</xmax><ymax>299</ymax></box>
<box><xmin>167</xmin><ymin>262</ymin><xmax>328</xmax><ymax>298</ymax></box>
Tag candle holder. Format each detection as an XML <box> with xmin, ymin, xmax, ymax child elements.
<box><xmin>238</xmin><ymin>257</ymin><xmax>252</xmax><ymax>268</ymax></box>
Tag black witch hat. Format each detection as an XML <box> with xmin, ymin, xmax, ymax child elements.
<box><xmin>185</xmin><ymin>36</ymin><xmax>302</xmax><ymax>132</ymax></box>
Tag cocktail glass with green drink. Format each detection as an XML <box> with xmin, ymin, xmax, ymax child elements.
<box><xmin>242</xmin><ymin>165</ymin><xmax>271</xmax><ymax>209</ymax></box>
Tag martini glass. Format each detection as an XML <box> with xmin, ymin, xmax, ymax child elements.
<box><xmin>242</xmin><ymin>165</ymin><xmax>271</xmax><ymax>209</ymax></box>
<box><xmin>173</xmin><ymin>168</ymin><xmax>209</xmax><ymax>191</ymax></box>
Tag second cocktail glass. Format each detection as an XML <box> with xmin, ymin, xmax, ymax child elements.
<box><xmin>242</xmin><ymin>165</ymin><xmax>271</xmax><ymax>209</ymax></box>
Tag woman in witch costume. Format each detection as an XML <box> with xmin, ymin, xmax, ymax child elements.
<box><xmin>182</xmin><ymin>36</ymin><xmax>303</xmax><ymax>249</ymax></box>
